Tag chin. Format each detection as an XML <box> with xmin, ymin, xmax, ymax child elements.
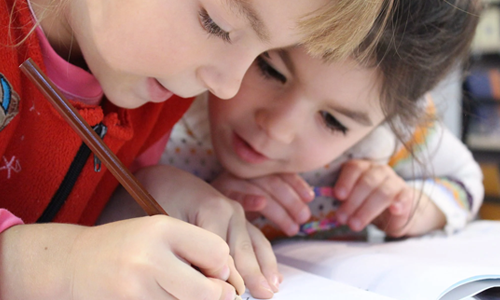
<box><xmin>223</xmin><ymin>162</ymin><xmax>269</xmax><ymax>180</ymax></box>
<box><xmin>170</xmin><ymin>87</ymin><xmax>206</xmax><ymax>99</ymax></box>
<box><xmin>104</xmin><ymin>93</ymin><xmax>145</xmax><ymax>109</ymax></box>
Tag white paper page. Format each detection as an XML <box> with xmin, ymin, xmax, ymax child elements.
<box><xmin>240</xmin><ymin>263</ymin><xmax>395</xmax><ymax>300</ymax></box>
<box><xmin>272</xmin><ymin>221</ymin><xmax>500</xmax><ymax>300</ymax></box>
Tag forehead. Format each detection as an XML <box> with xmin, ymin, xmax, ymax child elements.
<box><xmin>289</xmin><ymin>47</ymin><xmax>384</xmax><ymax>119</ymax></box>
<box><xmin>224</xmin><ymin>0</ymin><xmax>329</xmax><ymax>46</ymax></box>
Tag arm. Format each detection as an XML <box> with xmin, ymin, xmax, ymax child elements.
<box><xmin>389</xmin><ymin>120</ymin><xmax>484</xmax><ymax>234</ymax></box>
<box><xmin>1</xmin><ymin>213</ymin><xmax>241</xmax><ymax>300</ymax></box>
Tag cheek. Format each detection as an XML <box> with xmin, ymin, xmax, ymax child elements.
<box><xmin>293</xmin><ymin>146</ymin><xmax>345</xmax><ymax>172</ymax></box>
<box><xmin>290</xmin><ymin>135</ymin><xmax>364</xmax><ymax>173</ymax></box>
<box><xmin>104</xmin><ymin>32</ymin><xmax>194</xmax><ymax>75</ymax></box>
<box><xmin>209</xmin><ymin>98</ymin><xmax>239</xmax><ymax>126</ymax></box>
<box><xmin>94</xmin><ymin>7</ymin><xmax>199</xmax><ymax>75</ymax></box>
<box><xmin>210</xmin><ymin>78</ymin><xmax>267</xmax><ymax>122</ymax></box>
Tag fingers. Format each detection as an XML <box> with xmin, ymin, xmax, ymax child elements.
<box><xmin>228</xmin><ymin>216</ymin><xmax>275</xmax><ymax>298</ymax></box>
<box><xmin>335</xmin><ymin>162</ymin><xmax>387</xmax><ymax>226</ymax></box>
<box><xmin>225</xmin><ymin>190</ymin><xmax>267</xmax><ymax>211</ymax></box>
<box><xmin>252</xmin><ymin>175</ymin><xmax>311</xmax><ymax>225</ymax></box>
<box><xmin>247</xmin><ymin>223</ymin><xmax>282</xmax><ymax>292</ymax></box>
<box><xmin>68</xmin><ymin>215</ymin><xmax>242</xmax><ymax>300</ymax></box>
<box><xmin>162</xmin><ymin>216</ymin><xmax>245</xmax><ymax>299</ymax></box>
<box><xmin>211</xmin><ymin>172</ymin><xmax>268</xmax><ymax>212</ymax></box>
<box><xmin>333</xmin><ymin>160</ymin><xmax>372</xmax><ymax>200</ymax></box>
<box><xmin>194</xmin><ymin>199</ymin><xmax>233</xmax><ymax>239</ymax></box>
<box><xmin>279</xmin><ymin>173</ymin><xmax>315</xmax><ymax>203</ymax></box>
<box><xmin>334</xmin><ymin>160</ymin><xmax>410</xmax><ymax>233</ymax></box>
<box><xmin>225</xmin><ymin>255</ymin><xmax>246</xmax><ymax>297</ymax></box>
<box><xmin>230</xmin><ymin>222</ymin><xmax>281</xmax><ymax>299</ymax></box>
<box><xmin>164</xmin><ymin>216</ymin><xmax>244</xmax><ymax>293</ymax></box>
<box><xmin>375</xmin><ymin>188</ymin><xmax>418</xmax><ymax>237</ymax></box>
<box><xmin>345</xmin><ymin>176</ymin><xmax>404</xmax><ymax>231</ymax></box>
<box><xmin>156</xmin><ymin>251</ymin><xmax>238</xmax><ymax>300</ymax></box>
<box><xmin>198</xmin><ymin>248</ymin><xmax>245</xmax><ymax>297</ymax></box>
<box><xmin>212</xmin><ymin>172</ymin><xmax>312</xmax><ymax>236</ymax></box>
<box><xmin>389</xmin><ymin>188</ymin><xmax>415</xmax><ymax>217</ymax></box>
<box><xmin>194</xmin><ymin>198</ymin><xmax>276</xmax><ymax>297</ymax></box>
<box><xmin>259</xmin><ymin>197</ymin><xmax>301</xmax><ymax>236</ymax></box>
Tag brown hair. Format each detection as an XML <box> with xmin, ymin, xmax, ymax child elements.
<box><xmin>358</xmin><ymin>0</ymin><xmax>482</xmax><ymax>143</ymax></box>
<box><xmin>299</xmin><ymin>0</ymin><xmax>394</xmax><ymax>62</ymax></box>
<box><xmin>348</xmin><ymin>0</ymin><xmax>481</xmax><ymax>233</ymax></box>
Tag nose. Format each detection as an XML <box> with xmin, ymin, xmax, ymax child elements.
<box><xmin>197</xmin><ymin>54</ymin><xmax>254</xmax><ymax>100</ymax></box>
<box><xmin>255</xmin><ymin>97</ymin><xmax>303</xmax><ymax>145</ymax></box>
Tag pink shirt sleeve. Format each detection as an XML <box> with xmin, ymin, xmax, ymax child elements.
<box><xmin>129</xmin><ymin>131</ymin><xmax>171</xmax><ymax>173</ymax></box>
<box><xmin>0</xmin><ymin>209</ymin><xmax>24</xmax><ymax>233</ymax></box>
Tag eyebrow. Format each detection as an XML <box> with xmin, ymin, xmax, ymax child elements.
<box><xmin>226</xmin><ymin>0</ymin><xmax>270</xmax><ymax>42</ymax></box>
<box><xmin>330</xmin><ymin>105</ymin><xmax>373</xmax><ymax>126</ymax></box>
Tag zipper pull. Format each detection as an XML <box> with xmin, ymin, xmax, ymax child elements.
<box><xmin>92</xmin><ymin>123</ymin><xmax>108</xmax><ymax>172</ymax></box>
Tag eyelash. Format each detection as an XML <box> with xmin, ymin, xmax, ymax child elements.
<box><xmin>320</xmin><ymin>111</ymin><xmax>348</xmax><ymax>135</ymax></box>
<box><xmin>199</xmin><ymin>8</ymin><xmax>231</xmax><ymax>43</ymax></box>
<box><xmin>256</xmin><ymin>55</ymin><xmax>347</xmax><ymax>135</ymax></box>
<box><xmin>256</xmin><ymin>55</ymin><xmax>287</xmax><ymax>84</ymax></box>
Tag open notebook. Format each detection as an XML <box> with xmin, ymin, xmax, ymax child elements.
<box><xmin>241</xmin><ymin>220</ymin><xmax>500</xmax><ymax>300</ymax></box>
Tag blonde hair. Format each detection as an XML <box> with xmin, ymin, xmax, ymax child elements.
<box><xmin>299</xmin><ymin>0</ymin><xmax>393</xmax><ymax>62</ymax></box>
<box><xmin>8</xmin><ymin>0</ymin><xmax>64</xmax><ymax>46</ymax></box>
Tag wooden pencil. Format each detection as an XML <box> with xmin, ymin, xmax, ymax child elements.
<box><xmin>19</xmin><ymin>58</ymin><xmax>167</xmax><ymax>216</ymax></box>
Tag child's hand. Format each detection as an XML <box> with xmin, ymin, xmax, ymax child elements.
<box><xmin>133</xmin><ymin>165</ymin><xmax>281</xmax><ymax>299</ymax></box>
<box><xmin>211</xmin><ymin>171</ymin><xmax>315</xmax><ymax>236</ymax></box>
<box><xmin>333</xmin><ymin>159</ymin><xmax>417</xmax><ymax>236</ymax></box>
<box><xmin>370</xmin><ymin>187</ymin><xmax>447</xmax><ymax>237</ymax></box>
<box><xmin>0</xmin><ymin>216</ymin><xmax>241</xmax><ymax>300</ymax></box>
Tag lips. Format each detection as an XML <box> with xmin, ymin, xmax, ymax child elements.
<box><xmin>147</xmin><ymin>78</ymin><xmax>173</xmax><ymax>102</ymax></box>
<box><xmin>232</xmin><ymin>133</ymin><xmax>269</xmax><ymax>164</ymax></box>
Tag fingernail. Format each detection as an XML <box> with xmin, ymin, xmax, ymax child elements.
<box><xmin>287</xmin><ymin>223</ymin><xmax>299</xmax><ymax>236</ymax></box>
<box><xmin>271</xmin><ymin>274</ymin><xmax>280</xmax><ymax>292</ymax></box>
<box><xmin>336</xmin><ymin>212</ymin><xmax>347</xmax><ymax>224</ymax></box>
<box><xmin>260</xmin><ymin>280</ymin><xmax>274</xmax><ymax>295</ymax></box>
<box><xmin>336</xmin><ymin>187</ymin><xmax>347</xmax><ymax>199</ymax></box>
<box><xmin>224</xmin><ymin>288</ymin><xmax>236</xmax><ymax>300</ymax></box>
<box><xmin>297</xmin><ymin>208</ymin><xmax>311</xmax><ymax>223</ymax></box>
<box><xmin>350</xmin><ymin>218</ymin><xmax>362</xmax><ymax>231</ymax></box>
<box><xmin>302</xmin><ymin>187</ymin><xmax>315</xmax><ymax>201</ymax></box>
<box><xmin>392</xmin><ymin>202</ymin><xmax>402</xmax><ymax>214</ymax></box>
<box><xmin>220</xmin><ymin>265</ymin><xmax>230</xmax><ymax>281</ymax></box>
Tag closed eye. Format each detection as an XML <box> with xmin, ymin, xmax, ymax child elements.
<box><xmin>199</xmin><ymin>8</ymin><xmax>231</xmax><ymax>43</ymax></box>
<box><xmin>320</xmin><ymin>111</ymin><xmax>348</xmax><ymax>135</ymax></box>
<box><xmin>256</xmin><ymin>55</ymin><xmax>287</xmax><ymax>84</ymax></box>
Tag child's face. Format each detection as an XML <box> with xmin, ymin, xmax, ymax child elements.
<box><xmin>69</xmin><ymin>0</ymin><xmax>328</xmax><ymax>108</ymax></box>
<box><xmin>208</xmin><ymin>47</ymin><xmax>386</xmax><ymax>179</ymax></box>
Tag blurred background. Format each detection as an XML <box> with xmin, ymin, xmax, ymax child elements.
<box><xmin>434</xmin><ymin>0</ymin><xmax>500</xmax><ymax>220</ymax></box>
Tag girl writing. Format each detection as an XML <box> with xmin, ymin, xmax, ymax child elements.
<box><xmin>0</xmin><ymin>0</ymin><xmax>391</xmax><ymax>299</ymax></box>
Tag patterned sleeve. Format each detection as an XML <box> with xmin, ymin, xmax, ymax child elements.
<box><xmin>388</xmin><ymin>102</ymin><xmax>484</xmax><ymax>234</ymax></box>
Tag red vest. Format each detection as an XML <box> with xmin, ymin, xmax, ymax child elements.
<box><xmin>0</xmin><ymin>0</ymin><xmax>193</xmax><ymax>225</ymax></box>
